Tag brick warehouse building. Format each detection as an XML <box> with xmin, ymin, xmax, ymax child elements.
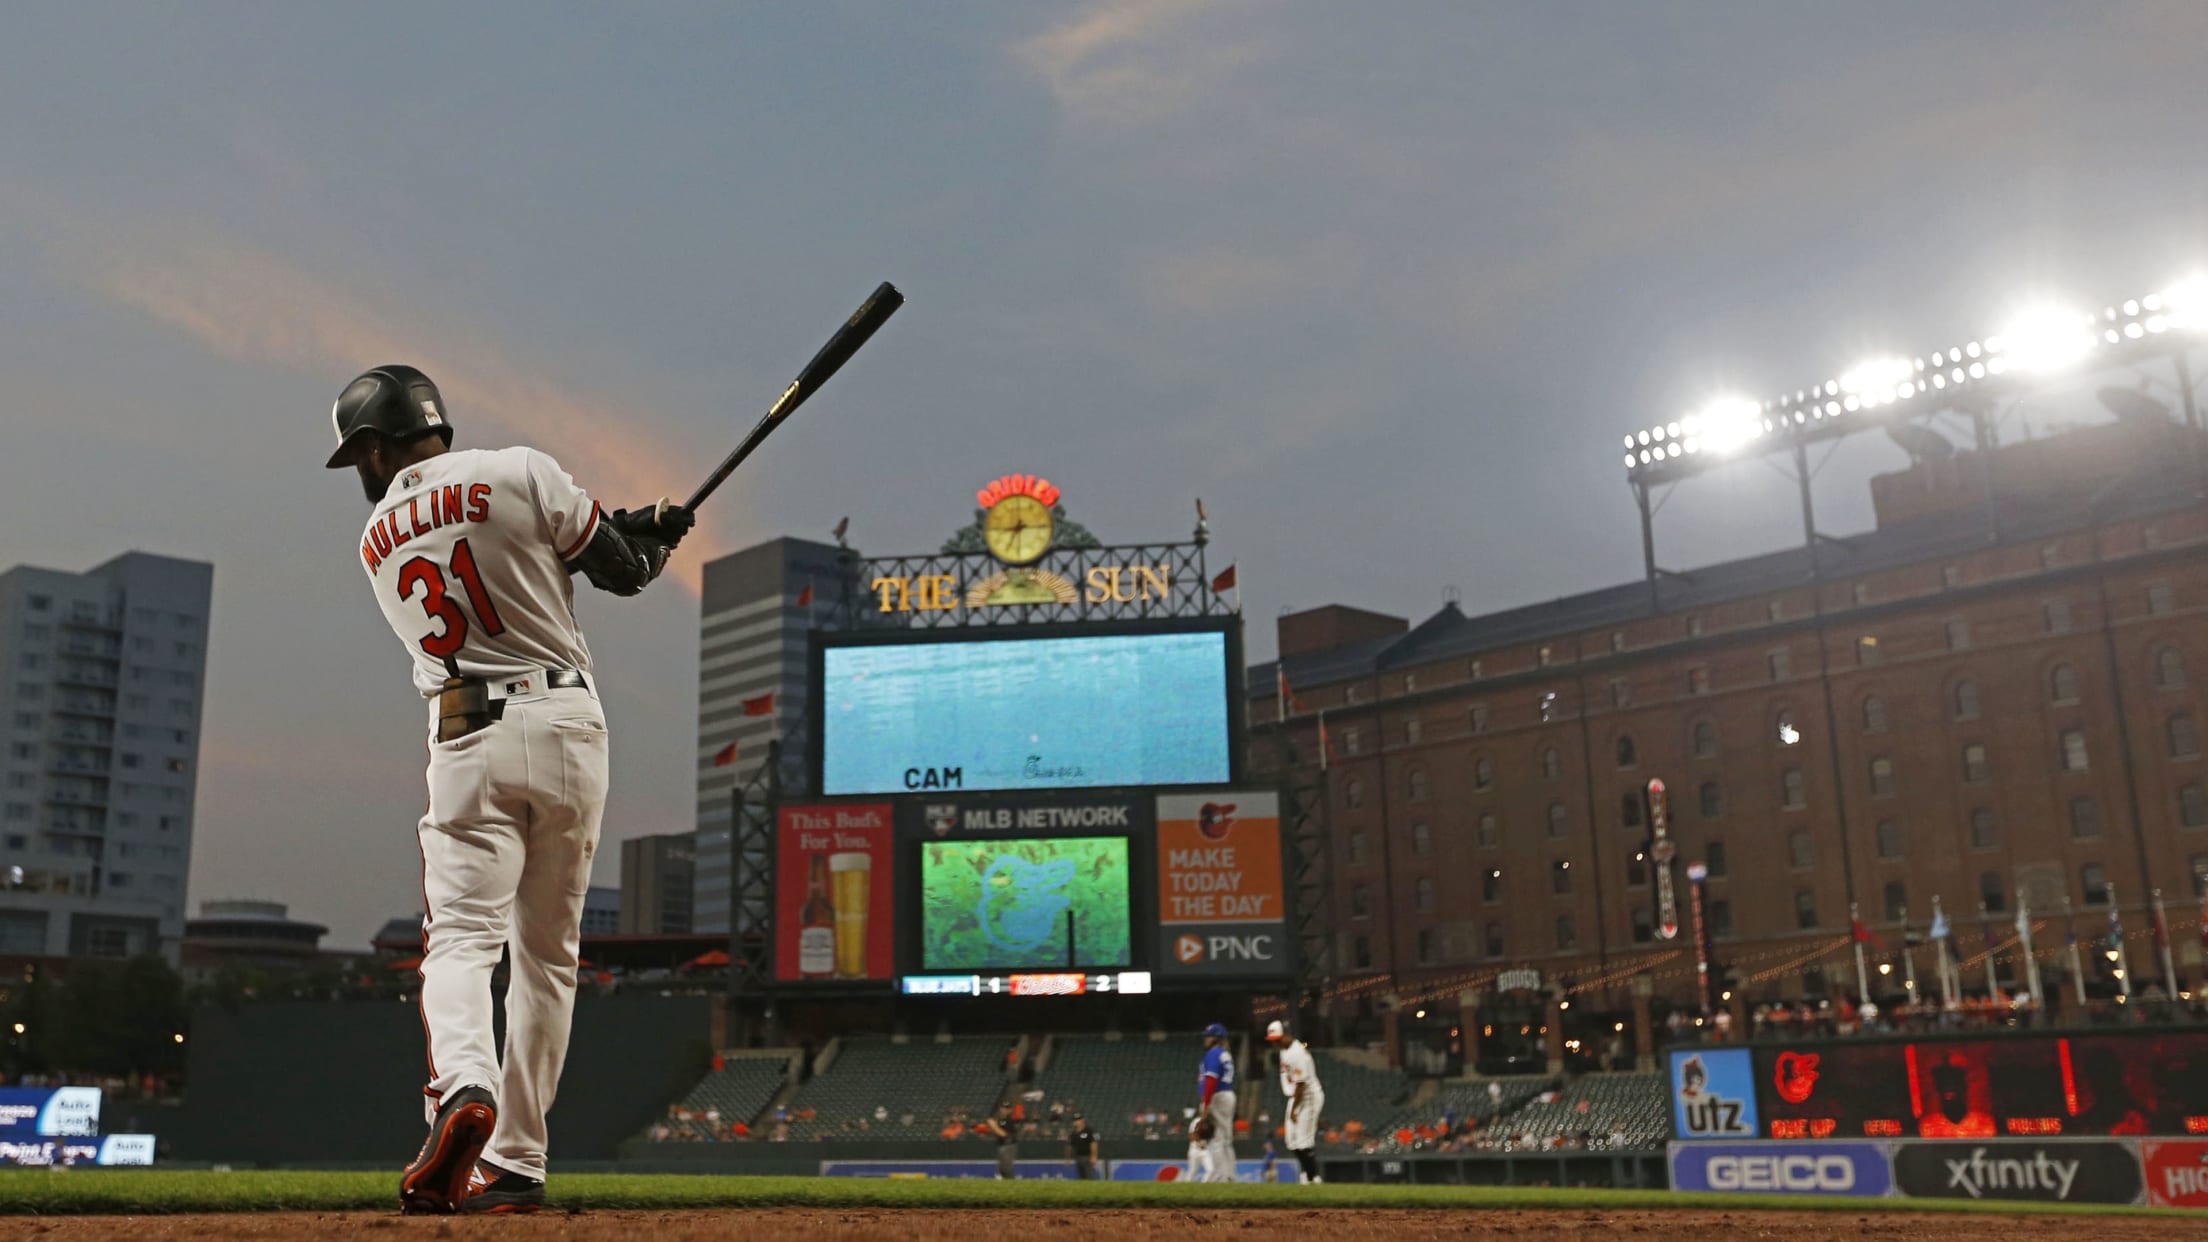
<box><xmin>1249</xmin><ymin>417</ymin><xmax>2208</xmax><ymax>1056</ymax></box>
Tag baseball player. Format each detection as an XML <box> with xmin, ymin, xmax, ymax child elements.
<box><xmin>324</xmin><ymin>365</ymin><xmax>691</xmax><ymax>1214</ymax></box>
<box><xmin>1198</xmin><ymin>1022</ymin><xmax>1238</xmax><ymax>1182</ymax></box>
<box><xmin>1266</xmin><ymin>1019</ymin><xmax>1324</xmax><ymax>1184</ymax></box>
<box><xmin>1185</xmin><ymin>1113</ymin><xmax>1215</xmax><ymax>1181</ymax></box>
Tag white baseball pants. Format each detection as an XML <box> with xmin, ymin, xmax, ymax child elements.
<box><xmin>415</xmin><ymin>684</ymin><xmax>607</xmax><ymax>1182</ymax></box>
<box><xmin>1285</xmin><ymin>1086</ymin><xmax>1323</xmax><ymax>1150</ymax></box>
<box><xmin>1204</xmin><ymin>1089</ymin><xmax>1238</xmax><ymax>1182</ymax></box>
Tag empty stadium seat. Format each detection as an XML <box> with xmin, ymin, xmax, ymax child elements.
<box><xmin>778</xmin><ymin>1036</ymin><xmax>1015</xmax><ymax>1141</ymax></box>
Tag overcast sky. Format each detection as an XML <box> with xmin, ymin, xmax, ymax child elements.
<box><xmin>3</xmin><ymin>3</ymin><xmax>2203</xmax><ymax>947</ymax></box>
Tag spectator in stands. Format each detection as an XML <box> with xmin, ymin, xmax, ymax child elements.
<box><xmin>1069</xmin><ymin>1112</ymin><xmax>1099</xmax><ymax>1180</ymax></box>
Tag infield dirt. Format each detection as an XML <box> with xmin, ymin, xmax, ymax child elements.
<box><xmin>0</xmin><ymin>1207</ymin><xmax>2199</xmax><ymax>1241</ymax></box>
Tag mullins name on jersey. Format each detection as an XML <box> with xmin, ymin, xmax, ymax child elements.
<box><xmin>362</xmin><ymin>483</ymin><xmax>494</xmax><ymax>573</ymax></box>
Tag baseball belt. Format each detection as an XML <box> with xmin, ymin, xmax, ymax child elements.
<box><xmin>434</xmin><ymin>669</ymin><xmax>590</xmax><ymax>742</ymax></box>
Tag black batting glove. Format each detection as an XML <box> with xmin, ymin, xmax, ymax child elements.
<box><xmin>610</xmin><ymin>501</ymin><xmax>695</xmax><ymax>549</ymax></box>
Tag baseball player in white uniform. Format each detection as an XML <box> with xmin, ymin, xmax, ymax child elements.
<box><xmin>324</xmin><ymin>365</ymin><xmax>691</xmax><ymax>1214</ymax></box>
<box><xmin>1266</xmin><ymin>1020</ymin><xmax>1324</xmax><ymax>1184</ymax></box>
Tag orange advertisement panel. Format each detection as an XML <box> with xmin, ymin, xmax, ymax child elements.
<box><xmin>775</xmin><ymin>804</ymin><xmax>895</xmax><ymax>983</ymax></box>
<box><xmin>1156</xmin><ymin>792</ymin><xmax>1282</xmax><ymax>925</ymax></box>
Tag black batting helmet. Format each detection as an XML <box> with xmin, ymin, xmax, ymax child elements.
<box><xmin>325</xmin><ymin>365</ymin><xmax>454</xmax><ymax>468</ymax></box>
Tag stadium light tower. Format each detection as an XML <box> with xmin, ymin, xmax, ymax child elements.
<box><xmin>1618</xmin><ymin>276</ymin><xmax>2208</xmax><ymax>608</ymax></box>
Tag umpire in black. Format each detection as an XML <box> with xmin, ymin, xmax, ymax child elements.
<box><xmin>1068</xmin><ymin>1112</ymin><xmax>1100</xmax><ymax>1180</ymax></box>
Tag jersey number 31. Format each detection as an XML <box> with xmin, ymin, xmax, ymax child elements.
<box><xmin>397</xmin><ymin>539</ymin><xmax>506</xmax><ymax>659</ymax></box>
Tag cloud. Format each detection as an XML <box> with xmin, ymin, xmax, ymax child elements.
<box><xmin>80</xmin><ymin>233</ymin><xmax>736</xmax><ymax>588</ymax></box>
<box><xmin>1014</xmin><ymin>0</ymin><xmax>1276</xmax><ymax>127</ymax></box>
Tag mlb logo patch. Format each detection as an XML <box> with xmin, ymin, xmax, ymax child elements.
<box><xmin>401</xmin><ymin>469</ymin><xmax>422</xmax><ymax>490</ymax></box>
<box><xmin>420</xmin><ymin>400</ymin><xmax>443</xmax><ymax>425</ymax></box>
<box><xmin>504</xmin><ymin>679</ymin><xmax>531</xmax><ymax>696</ymax></box>
<box><xmin>925</xmin><ymin>804</ymin><xmax>958</xmax><ymax>837</ymax></box>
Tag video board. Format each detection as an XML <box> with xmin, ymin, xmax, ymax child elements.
<box><xmin>768</xmin><ymin>789</ymin><xmax>1290</xmax><ymax>991</ymax></box>
<box><xmin>813</xmin><ymin>621</ymin><xmax>1236</xmax><ymax>796</ymax></box>
<box><xmin>1743</xmin><ymin>1033</ymin><xmax>2208</xmax><ymax>1139</ymax></box>
<box><xmin>918</xmin><ymin>836</ymin><xmax>1132</xmax><ymax>971</ymax></box>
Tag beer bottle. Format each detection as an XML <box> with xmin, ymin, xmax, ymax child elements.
<box><xmin>798</xmin><ymin>855</ymin><xmax>835</xmax><ymax>978</ymax></box>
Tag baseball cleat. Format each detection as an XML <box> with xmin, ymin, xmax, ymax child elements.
<box><xmin>462</xmin><ymin>1162</ymin><xmax>546</xmax><ymax>1214</ymax></box>
<box><xmin>399</xmin><ymin>1086</ymin><xmax>497</xmax><ymax>1215</ymax></box>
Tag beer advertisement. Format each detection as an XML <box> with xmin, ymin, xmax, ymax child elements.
<box><xmin>775</xmin><ymin>804</ymin><xmax>895</xmax><ymax>983</ymax></box>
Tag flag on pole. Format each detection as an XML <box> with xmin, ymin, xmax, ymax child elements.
<box><xmin>1316</xmin><ymin>708</ymin><xmax>1330</xmax><ymax>772</ymax></box>
<box><xmin>1209</xmin><ymin>564</ymin><xmax>1237</xmax><ymax>593</ymax></box>
<box><xmin>711</xmin><ymin>741</ymin><xmax>738</xmax><ymax>766</ymax></box>
<box><xmin>1276</xmin><ymin>667</ymin><xmax>1302</xmax><ymax>722</ymax></box>
<box><xmin>1929</xmin><ymin>907</ymin><xmax>1950</xmax><ymax>943</ymax></box>
<box><xmin>1852</xmin><ymin>918</ymin><xmax>1874</xmax><ymax>944</ymax></box>
<box><xmin>2108</xmin><ymin>901</ymin><xmax>2123</xmax><ymax>948</ymax></box>
<box><xmin>795</xmin><ymin>582</ymin><xmax>814</xmax><ymax>609</ymax></box>
<box><xmin>742</xmin><ymin>692</ymin><xmax>776</xmax><ymax>717</ymax></box>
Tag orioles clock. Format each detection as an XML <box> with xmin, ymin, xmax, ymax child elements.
<box><xmin>978</xmin><ymin>474</ymin><xmax>1060</xmax><ymax>565</ymax></box>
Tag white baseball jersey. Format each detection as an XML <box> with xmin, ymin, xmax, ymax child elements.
<box><xmin>357</xmin><ymin>446</ymin><xmax>601</xmax><ymax>696</ymax></box>
<box><xmin>1278</xmin><ymin>1040</ymin><xmax>1320</xmax><ymax>1099</ymax></box>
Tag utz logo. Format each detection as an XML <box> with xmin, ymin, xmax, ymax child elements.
<box><xmin>1674</xmin><ymin>1051</ymin><xmax>1755</xmax><ymax>1138</ymax></box>
<box><xmin>1774</xmin><ymin>1050</ymin><xmax>1821</xmax><ymax>1104</ymax></box>
<box><xmin>924</xmin><ymin>804</ymin><xmax>958</xmax><ymax>838</ymax></box>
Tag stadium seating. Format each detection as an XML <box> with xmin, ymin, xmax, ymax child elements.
<box><xmin>1354</xmin><ymin>1075</ymin><xmax>1556</xmax><ymax>1151</ymax></box>
<box><xmin>1497</xmin><ymin>1073</ymin><xmax>1669</xmax><ymax>1149</ymax></box>
<box><xmin>777</xmin><ymin>1036</ymin><xmax>1016</xmax><ymax>1141</ymax></box>
<box><xmin>1286</xmin><ymin>1049</ymin><xmax>1408</xmax><ymax>1135</ymax></box>
<box><xmin>648</xmin><ymin>1055</ymin><xmax>791</xmax><ymax>1140</ymax></box>
<box><xmin>1025</xmin><ymin>1034</ymin><xmax>1209</xmax><ymax>1140</ymax></box>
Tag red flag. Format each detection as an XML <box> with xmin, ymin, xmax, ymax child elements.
<box><xmin>1209</xmin><ymin>564</ymin><xmax>1237</xmax><ymax>593</ymax></box>
<box><xmin>795</xmin><ymin>583</ymin><xmax>814</xmax><ymax>608</ymax></box>
<box><xmin>1852</xmin><ymin>918</ymin><xmax>1874</xmax><ymax>944</ymax></box>
<box><xmin>711</xmin><ymin>741</ymin><xmax>738</xmax><ymax>766</ymax></box>
<box><xmin>742</xmin><ymin>692</ymin><xmax>776</xmax><ymax>717</ymax></box>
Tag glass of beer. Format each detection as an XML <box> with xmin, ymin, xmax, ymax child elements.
<box><xmin>829</xmin><ymin>852</ymin><xmax>871</xmax><ymax>978</ymax></box>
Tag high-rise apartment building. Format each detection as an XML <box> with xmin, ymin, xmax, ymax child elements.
<box><xmin>0</xmin><ymin>553</ymin><xmax>213</xmax><ymax>960</ymax></box>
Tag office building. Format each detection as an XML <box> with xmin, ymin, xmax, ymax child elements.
<box><xmin>691</xmin><ymin>538</ymin><xmax>858</xmax><ymax>934</ymax></box>
<box><xmin>619</xmin><ymin>831</ymin><xmax>696</xmax><ymax>935</ymax></box>
<box><xmin>0</xmin><ymin>553</ymin><xmax>213</xmax><ymax>960</ymax></box>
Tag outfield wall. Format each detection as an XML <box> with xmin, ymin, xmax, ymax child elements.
<box><xmin>169</xmin><ymin>994</ymin><xmax>713</xmax><ymax>1165</ymax></box>
<box><xmin>1668</xmin><ymin>1137</ymin><xmax>2208</xmax><ymax>1209</ymax></box>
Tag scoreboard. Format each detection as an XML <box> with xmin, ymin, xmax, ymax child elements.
<box><xmin>769</xmin><ymin>788</ymin><xmax>1291</xmax><ymax>992</ymax></box>
<box><xmin>812</xmin><ymin>620</ymin><xmax>1237</xmax><ymax>797</ymax></box>
<box><xmin>1678</xmin><ymin>1032</ymin><xmax>2208</xmax><ymax>1142</ymax></box>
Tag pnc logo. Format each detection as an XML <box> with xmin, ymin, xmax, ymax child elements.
<box><xmin>1774</xmin><ymin>1051</ymin><xmax>1821</xmax><ymax>1104</ymax></box>
<box><xmin>1176</xmin><ymin>935</ymin><xmax>1205</xmax><ymax>963</ymax></box>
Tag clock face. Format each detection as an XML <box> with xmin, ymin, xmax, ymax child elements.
<box><xmin>984</xmin><ymin>494</ymin><xmax>1054</xmax><ymax>565</ymax></box>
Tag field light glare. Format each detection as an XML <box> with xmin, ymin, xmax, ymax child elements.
<box><xmin>2163</xmin><ymin>274</ymin><xmax>2208</xmax><ymax>330</ymax></box>
<box><xmin>1994</xmin><ymin>304</ymin><xmax>2095</xmax><ymax>373</ymax></box>
<box><xmin>1688</xmin><ymin>397</ymin><xmax>1765</xmax><ymax>454</ymax></box>
<box><xmin>1839</xmin><ymin>356</ymin><xmax>1914</xmax><ymax>404</ymax></box>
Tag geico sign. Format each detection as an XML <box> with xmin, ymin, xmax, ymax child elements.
<box><xmin>1706</xmin><ymin>1153</ymin><xmax>1858</xmax><ymax>1192</ymax></box>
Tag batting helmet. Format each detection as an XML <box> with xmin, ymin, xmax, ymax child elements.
<box><xmin>325</xmin><ymin>364</ymin><xmax>453</xmax><ymax>468</ymax></box>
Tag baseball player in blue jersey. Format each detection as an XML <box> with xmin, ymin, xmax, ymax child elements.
<box><xmin>1199</xmin><ymin>1022</ymin><xmax>1238</xmax><ymax>1182</ymax></box>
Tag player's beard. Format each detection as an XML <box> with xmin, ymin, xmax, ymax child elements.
<box><xmin>356</xmin><ymin>459</ymin><xmax>393</xmax><ymax>504</ymax></box>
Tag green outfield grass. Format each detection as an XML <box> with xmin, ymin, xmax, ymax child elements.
<box><xmin>0</xmin><ymin>1171</ymin><xmax>2192</xmax><ymax>1217</ymax></box>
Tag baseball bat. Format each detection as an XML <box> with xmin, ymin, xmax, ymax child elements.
<box><xmin>683</xmin><ymin>281</ymin><xmax>905</xmax><ymax>512</ymax></box>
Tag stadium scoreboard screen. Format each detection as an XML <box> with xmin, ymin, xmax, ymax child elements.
<box><xmin>812</xmin><ymin>620</ymin><xmax>1237</xmax><ymax>797</ymax></box>
<box><xmin>769</xmin><ymin>788</ymin><xmax>1290</xmax><ymax>991</ymax></box>
<box><xmin>1675</xmin><ymin>1033</ymin><xmax>2208</xmax><ymax>1142</ymax></box>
